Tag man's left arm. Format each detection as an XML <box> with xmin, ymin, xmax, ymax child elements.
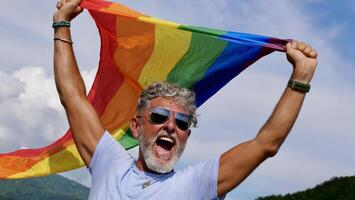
<box><xmin>217</xmin><ymin>40</ymin><xmax>318</xmax><ymax>196</ymax></box>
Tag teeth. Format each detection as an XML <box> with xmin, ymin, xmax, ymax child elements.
<box><xmin>159</xmin><ymin>136</ymin><xmax>174</xmax><ymax>144</ymax></box>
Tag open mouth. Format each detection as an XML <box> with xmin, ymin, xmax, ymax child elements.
<box><xmin>154</xmin><ymin>136</ymin><xmax>176</xmax><ymax>160</ymax></box>
<box><xmin>156</xmin><ymin>136</ymin><xmax>175</xmax><ymax>151</ymax></box>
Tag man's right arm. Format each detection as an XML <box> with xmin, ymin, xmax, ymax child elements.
<box><xmin>53</xmin><ymin>0</ymin><xmax>104</xmax><ymax>166</ymax></box>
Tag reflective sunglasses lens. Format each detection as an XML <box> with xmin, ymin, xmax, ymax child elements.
<box><xmin>150</xmin><ymin>108</ymin><xmax>170</xmax><ymax>124</ymax></box>
<box><xmin>175</xmin><ymin>113</ymin><xmax>191</xmax><ymax>131</ymax></box>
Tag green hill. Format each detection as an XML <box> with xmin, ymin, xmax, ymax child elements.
<box><xmin>0</xmin><ymin>174</ymin><xmax>89</xmax><ymax>200</ymax></box>
<box><xmin>0</xmin><ymin>194</ymin><xmax>13</xmax><ymax>200</ymax></box>
<box><xmin>257</xmin><ymin>175</ymin><xmax>355</xmax><ymax>200</ymax></box>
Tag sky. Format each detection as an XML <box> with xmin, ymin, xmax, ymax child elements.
<box><xmin>0</xmin><ymin>0</ymin><xmax>354</xmax><ymax>199</ymax></box>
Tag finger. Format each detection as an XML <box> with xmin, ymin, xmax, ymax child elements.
<box><xmin>75</xmin><ymin>6</ymin><xmax>84</xmax><ymax>13</ymax></box>
<box><xmin>285</xmin><ymin>42</ymin><xmax>298</xmax><ymax>62</ymax></box>
<box><xmin>297</xmin><ymin>41</ymin><xmax>307</xmax><ymax>52</ymax></box>
<box><xmin>73</xmin><ymin>0</ymin><xmax>84</xmax><ymax>12</ymax></box>
<box><xmin>60</xmin><ymin>0</ymin><xmax>68</xmax><ymax>7</ymax></box>
<box><xmin>286</xmin><ymin>42</ymin><xmax>293</xmax><ymax>52</ymax></box>
<box><xmin>291</xmin><ymin>40</ymin><xmax>298</xmax><ymax>48</ymax></box>
<box><xmin>309</xmin><ymin>49</ymin><xmax>318</xmax><ymax>58</ymax></box>
<box><xmin>72</xmin><ymin>0</ymin><xmax>83</xmax><ymax>6</ymax></box>
<box><xmin>56</xmin><ymin>1</ymin><xmax>62</xmax><ymax>9</ymax></box>
<box><xmin>303</xmin><ymin>46</ymin><xmax>312</xmax><ymax>55</ymax></box>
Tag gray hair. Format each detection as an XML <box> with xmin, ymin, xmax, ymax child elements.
<box><xmin>137</xmin><ymin>81</ymin><xmax>198</xmax><ymax>127</ymax></box>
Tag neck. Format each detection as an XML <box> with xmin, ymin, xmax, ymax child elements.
<box><xmin>135</xmin><ymin>158</ymin><xmax>156</xmax><ymax>173</ymax></box>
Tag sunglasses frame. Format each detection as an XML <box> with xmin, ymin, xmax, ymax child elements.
<box><xmin>137</xmin><ymin>107</ymin><xmax>192</xmax><ymax>131</ymax></box>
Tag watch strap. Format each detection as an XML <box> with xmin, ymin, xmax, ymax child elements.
<box><xmin>288</xmin><ymin>79</ymin><xmax>310</xmax><ymax>93</ymax></box>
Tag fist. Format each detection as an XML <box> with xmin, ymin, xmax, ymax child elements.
<box><xmin>53</xmin><ymin>0</ymin><xmax>83</xmax><ymax>22</ymax></box>
<box><xmin>286</xmin><ymin>40</ymin><xmax>318</xmax><ymax>83</ymax></box>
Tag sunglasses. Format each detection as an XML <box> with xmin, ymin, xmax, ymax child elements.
<box><xmin>137</xmin><ymin>107</ymin><xmax>192</xmax><ymax>131</ymax></box>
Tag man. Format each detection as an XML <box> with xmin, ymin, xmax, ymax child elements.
<box><xmin>53</xmin><ymin>0</ymin><xmax>317</xmax><ymax>199</ymax></box>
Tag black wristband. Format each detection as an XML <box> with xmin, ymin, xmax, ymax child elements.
<box><xmin>288</xmin><ymin>79</ymin><xmax>310</xmax><ymax>93</ymax></box>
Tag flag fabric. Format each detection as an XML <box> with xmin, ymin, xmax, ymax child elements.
<box><xmin>0</xmin><ymin>0</ymin><xmax>288</xmax><ymax>179</ymax></box>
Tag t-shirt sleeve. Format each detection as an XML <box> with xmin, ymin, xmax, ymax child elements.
<box><xmin>189</xmin><ymin>156</ymin><xmax>225</xmax><ymax>200</ymax></box>
<box><xmin>88</xmin><ymin>131</ymin><xmax>133</xmax><ymax>175</ymax></box>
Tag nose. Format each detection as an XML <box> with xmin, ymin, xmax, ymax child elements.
<box><xmin>163</xmin><ymin>114</ymin><xmax>176</xmax><ymax>133</ymax></box>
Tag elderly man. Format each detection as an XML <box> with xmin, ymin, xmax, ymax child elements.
<box><xmin>53</xmin><ymin>0</ymin><xmax>317</xmax><ymax>199</ymax></box>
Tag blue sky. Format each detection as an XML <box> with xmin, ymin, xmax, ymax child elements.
<box><xmin>1</xmin><ymin>0</ymin><xmax>354</xmax><ymax>199</ymax></box>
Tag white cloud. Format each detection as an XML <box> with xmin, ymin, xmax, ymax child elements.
<box><xmin>13</xmin><ymin>67</ymin><xmax>61</xmax><ymax>110</ymax></box>
<box><xmin>0</xmin><ymin>69</ymin><xmax>24</xmax><ymax>99</ymax></box>
<box><xmin>0</xmin><ymin>66</ymin><xmax>96</xmax><ymax>153</ymax></box>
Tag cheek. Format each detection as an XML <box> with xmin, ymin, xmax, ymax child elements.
<box><xmin>141</xmin><ymin>123</ymin><xmax>161</xmax><ymax>138</ymax></box>
<box><xmin>177</xmin><ymin>132</ymin><xmax>189</xmax><ymax>144</ymax></box>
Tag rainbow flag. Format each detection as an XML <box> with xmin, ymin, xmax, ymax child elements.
<box><xmin>0</xmin><ymin>0</ymin><xmax>288</xmax><ymax>179</ymax></box>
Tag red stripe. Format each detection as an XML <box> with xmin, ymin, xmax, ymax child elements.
<box><xmin>80</xmin><ymin>0</ymin><xmax>112</xmax><ymax>11</ymax></box>
<box><xmin>87</xmin><ymin>10</ymin><xmax>125</xmax><ymax>116</ymax></box>
<box><xmin>0</xmin><ymin>131</ymin><xmax>72</xmax><ymax>158</ymax></box>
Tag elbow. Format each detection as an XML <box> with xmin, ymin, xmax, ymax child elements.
<box><xmin>263</xmin><ymin>144</ymin><xmax>279</xmax><ymax>158</ymax></box>
<box><xmin>256</xmin><ymin>128</ymin><xmax>285</xmax><ymax>158</ymax></box>
<box><xmin>255</xmin><ymin>137</ymin><xmax>280</xmax><ymax>158</ymax></box>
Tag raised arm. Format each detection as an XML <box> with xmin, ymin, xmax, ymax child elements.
<box><xmin>53</xmin><ymin>0</ymin><xmax>104</xmax><ymax>166</ymax></box>
<box><xmin>217</xmin><ymin>40</ymin><xmax>318</xmax><ymax>196</ymax></box>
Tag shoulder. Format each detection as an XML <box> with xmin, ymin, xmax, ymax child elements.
<box><xmin>88</xmin><ymin>131</ymin><xmax>134</xmax><ymax>174</ymax></box>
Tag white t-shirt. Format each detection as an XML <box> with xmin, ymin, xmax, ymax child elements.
<box><xmin>88</xmin><ymin>132</ymin><xmax>225</xmax><ymax>200</ymax></box>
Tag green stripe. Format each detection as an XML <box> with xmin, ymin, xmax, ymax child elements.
<box><xmin>118</xmin><ymin>129</ymin><xmax>138</xmax><ymax>150</ymax></box>
<box><xmin>178</xmin><ymin>25</ymin><xmax>226</xmax><ymax>37</ymax></box>
<box><xmin>167</xmin><ymin>26</ymin><xmax>228</xmax><ymax>88</ymax></box>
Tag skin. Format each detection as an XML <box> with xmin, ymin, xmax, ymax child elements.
<box><xmin>54</xmin><ymin>0</ymin><xmax>317</xmax><ymax>198</ymax></box>
<box><xmin>130</xmin><ymin>97</ymin><xmax>191</xmax><ymax>173</ymax></box>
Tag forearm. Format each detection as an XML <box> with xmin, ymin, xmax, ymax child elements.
<box><xmin>256</xmin><ymin>85</ymin><xmax>306</xmax><ymax>155</ymax></box>
<box><xmin>54</xmin><ymin>26</ymin><xmax>86</xmax><ymax>105</ymax></box>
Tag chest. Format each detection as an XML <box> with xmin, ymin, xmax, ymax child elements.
<box><xmin>120</xmin><ymin>169</ymin><xmax>199</xmax><ymax>200</ymax></box>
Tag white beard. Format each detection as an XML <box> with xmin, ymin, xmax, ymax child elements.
<box><xmin>138</xmin><ymin>129</ymin><xmax>186</xmax><ymax>173</ymax></box>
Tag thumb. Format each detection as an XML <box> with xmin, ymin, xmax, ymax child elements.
<box><xmin>286</xmin><ymin>42</ymin><xmax>297</xmax><ymax>57</ymax></box>
<box><xmin>285</xmin><ymin>42</ymin><xmax>302</xmax><ymax>66</ymax></box>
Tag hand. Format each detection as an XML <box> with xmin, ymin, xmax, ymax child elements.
<box><xmin>53</xmin><ymin>0</ymin><xmax>83</xmax><ymax>22</ymax></box>
<box><xmin>286</xmin><ymin>40</ymin><xmax>318</xmax><ymax>83</ymax></box>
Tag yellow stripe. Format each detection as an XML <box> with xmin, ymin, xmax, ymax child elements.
<box><xmin>9</xmin><ymin>126</ymin><xmax>129</xmax><ymax>178</ymax></box>
<box><xmin>138</xmin><ymin>24</ymin><xmax>192</xmax><ymax>86</ymax></box>
<box><xmin>138</xmin><ymin>16</ymin><xmax>181</xmax><ymax>28</ymax></box>
<box><xmin>9</xmin><ymin>144</ymin><xmax>84</xmax><ymax>178</ymax></box>
<box><xmin>111</xmin><ymin>124</ymin><xmax>129</xmax><ymax>140</ymax></box>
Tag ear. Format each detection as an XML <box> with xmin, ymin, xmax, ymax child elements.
<box><xmin>130</xmin><ymin>118</ymin><xmax>140</xmax><ymax>139</ymax></box>
<box><xmin>187</xmin><ymin>129</ymin><xmax>191</xmax><ymax>137</ymax></box>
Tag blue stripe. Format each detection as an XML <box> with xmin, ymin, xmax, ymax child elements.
<box><xmin>193</xmin><ymin>38</ymin><xmax>272</xmax><ymax>107</ymax></box>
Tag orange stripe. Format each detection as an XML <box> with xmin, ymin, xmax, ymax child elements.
<box><xmin>0</xmin><ymin>136</ymin><xmax>75</xmax><ymax>178</ymax></box>
<box><xmin>100</xmin><ymin>16</ymin><xmax>155</xmax><ymax>131</ymax></box>
<box><xmin>99</xmin><ymin>2</ymin><xmax>144</xmax><ymax>19</ymax></box>
<box><xmin>113</xmin><ymin>16</ymin><xmax>155</xmax><ymax>80</ymax></box>
<box><xmin>101</xmin><ymin>81</ymin><xmax>140</xmax><ymax>132</ymax></box>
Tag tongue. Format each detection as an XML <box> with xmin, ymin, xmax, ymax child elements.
<box><xmin>156</xmin><ymin>144</ymin><xmax>171</xmax><ymax>160</ymax></box>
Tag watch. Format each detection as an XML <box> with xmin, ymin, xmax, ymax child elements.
<box><xmin>287</xmin><ymin>79</ymin><xmax>311</xmax><ymax>93</ymax></box>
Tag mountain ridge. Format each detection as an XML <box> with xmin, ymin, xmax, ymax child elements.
<box><xmin>256</xmin><ymin>175</ymin><xmax>355</xmax><ymax>200</ymax></box>
<box><xmin>0</xmin><ymin>174</ymin><xmax>89</xmax><ymax>200</ymax></box>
